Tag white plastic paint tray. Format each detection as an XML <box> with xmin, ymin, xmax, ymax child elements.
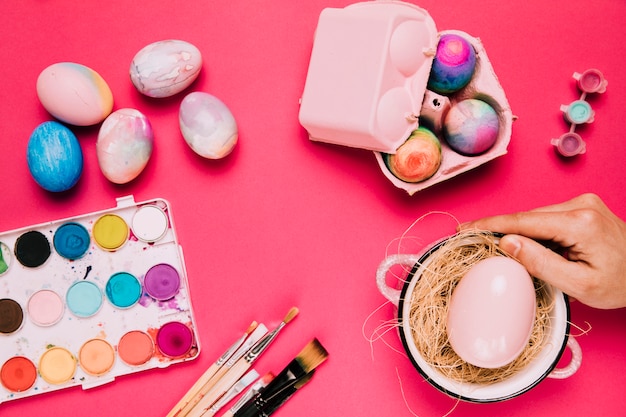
<box><xmin>0</xmin><ymin>195</ymin><xmax>200</xmax><ymax>403</ymax></box>
<box><xmin>299</xmin><ymin>0</ymin><xmax>514</xmax><ymax>194</ymax></box>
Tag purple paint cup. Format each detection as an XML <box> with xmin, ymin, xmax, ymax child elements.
<box><xmin>144</xmin><ymin>263</ymin><xmax>181</xmax><ymax>301</ymax></box>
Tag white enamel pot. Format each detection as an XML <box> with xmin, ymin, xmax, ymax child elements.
<box><xmin>376</xmin><ymin>235</ymin><xmax>582</xmax><ymax>403</ymax></box>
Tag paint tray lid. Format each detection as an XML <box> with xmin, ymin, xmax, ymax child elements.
<box><xmin>298</xmin><ymin>0</ymin><xmax>438</xmax><ymax>153</ymax></box>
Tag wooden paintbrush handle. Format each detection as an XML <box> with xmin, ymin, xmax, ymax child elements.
<box><xmin>167</xmin><ymin>362</ymin><xmax>220</xmax><ymax>417</ymax></box>
<box><xmin>185</xmin><ymin>358</ymin><xmax>251</xmax><ymax>417</ymax></box>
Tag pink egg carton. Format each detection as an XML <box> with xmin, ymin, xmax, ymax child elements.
<box><xmin>298</xmin><ymin>1</ymin><xmax>514</xmax><ymax>195</ymax></box>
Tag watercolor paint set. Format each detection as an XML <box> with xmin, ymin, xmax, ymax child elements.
<box><xmin>0</xmin><ymin>195</ymin><xmax>200</xmax><ymax>403</ymax></box>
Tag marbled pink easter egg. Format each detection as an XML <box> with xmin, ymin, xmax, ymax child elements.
<box><xmin>179</xmin><ymin>92</ymin><xmax>238</xmax><ymax>159</ymax></box>
<box><xmin>37</xmin><ymin>62</ymin><xmax>114</xmax><ymax>126</ymax></box>
<box><xmin>97</xmin><ymin>108</ymin><xmax>154</xmax><ymax>184</ymax></box>
<box><xmin>130</xmin><ymin>40</ymin><xmax>202</xmax><ymax>98</ymax></box>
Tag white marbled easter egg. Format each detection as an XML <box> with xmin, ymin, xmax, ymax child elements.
<box><xmin>130</xmin><ymin>39</ymin><xmax>202</xmax><ymax>98</ymax></box>
<box><xmin>37</xmin><ymin>62</ymin><xmax>114</xmax><ymax>126</ymax></box>
<box><xmin>179</xmin><ymin>92</ymin><xmax>238</xmax><ymax>159</ymax></box>
<box><xmin>97</xmin><ymin>108</ymin><xmax>154</xmax><ymax>184</ymax></box>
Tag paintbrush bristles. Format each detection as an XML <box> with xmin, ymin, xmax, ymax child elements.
<box><xmin>297</xmin><ymin>338</ymin><xmax>328</xmax><ymax>373</ymax></box>
<box><xmin>245</xmin><ymin>321</ymin><xmax>258</xmax><ymax>334</ymax></box>
<box><xmin>283</xmin><ymin>307</ymin><xmax>299</xmax><ymax>324</ymax></box>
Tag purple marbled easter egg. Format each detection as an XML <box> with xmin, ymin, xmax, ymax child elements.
<box><xmin>427</xmin><ymin>34</ymin><xmax>476</xmax><ymax>95</ymax></box>
<box><xmin>179</xmin><ymin>92</ymin><xmax>238</xmax><ymax>159</ymax></box>
<box><xmin>97</xmin><ymin>108</ymin><xmax>154</xmax><ymax>184</ymax></box>
<box><xmin>130</xmin><ymin>40</ymin><xmax>202</xmax><ymax>98</ymax></box>
<box><xmin>443</xmin><ymin>99</ymin><xmax>499</xmax><ymax>155</ymax></box>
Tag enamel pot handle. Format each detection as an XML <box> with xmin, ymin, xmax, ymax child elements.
<box><xmin>376</xmin><ymin>254</ymin><xmax>423</xmax><ymax>306</ymax></box>
<box><xmin>547</xmin><ymin>337</ymin><xmax>583</xmax><ymax>379</ymax></box>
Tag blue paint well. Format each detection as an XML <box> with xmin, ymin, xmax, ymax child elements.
<box><xmin>66</xmin><ymin>281</ymin><xmax>102</xmax><ymax>317</ymax></box>
<box><xmin>53</xmin><ymin>222</ymin><xmax>90</xmax><ymax>260</ymax></box>
<box><xmin>105</xmin><ymin>272</ymin><xmax>142</xmax><ymax>309</ymax></box>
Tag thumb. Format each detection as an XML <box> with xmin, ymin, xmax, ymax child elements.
<box><xmin>498</xmin><ymin>234</ymin><xmax>576</xmax><ymax>291</ymax></box>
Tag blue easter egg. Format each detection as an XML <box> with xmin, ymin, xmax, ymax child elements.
<box><xmin>27</xmin><ymin>121</ymin><xmax>84</xmax><ymax>192</ymax></box>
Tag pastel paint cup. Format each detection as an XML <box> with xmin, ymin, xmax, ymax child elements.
<box><xmin>131</xmin><ymin>205</ymin><xmax>169</xmax><ymax>243</ymax></box>
<box><xmin>575</xmin><ymin>69</ymin><xmax>607</xmax><ymax>94</ymax></box>
<box><xmin>0</xmin><ymin>298</ymin><xmax>24</xmax><ymax>334</ymax></box>
<box><xmin>53</xmin><ymin>222</ymin><xmax>90</xmax><ymax>260</ymax></box>
<box><xmin>118</xmin><ymin>330</ymin><xmax>155</xmax><ymax>366</ymax></box>
<box><xmin>93</xmin><ymin>214</ymin><xmax>129</xmax><ymax>251</ymax></box>
<box><xmin>14</xmin><ymin>230</ymin><xmax>51</xmax><ymax>268</ymax></box>
<box><xmin>1</xmin><ymin>356</ymin><xmax>37</xmax><ymax>393</ymax></box>
<box><xmin>156</xmin><ymin>322</ymin><xmax>194</xmax><ymax>358</ymax></box>
<box><xmin>66</xmin><ymin>281</ymin><xmax>103</xmax><ymax>318</ymax></box>
<box><xmin>79</xmin><ymin>339</ymin><xmax>115</xmax><ymax>376</ymax></box>
<box><xmin>0</xmin><ymin>242</ymin><xmax>11</xmax><ymax>276</ymax></box>
<box><xmin>144</xmin><ymin>263</ymin><xmax>181</xmax><ymax>301</ymax></box>
<box><xmin>551</xmin><ymin>132</ymin><xmax>586</xmax><ymax>157</ymax></box>
<box><xmin>38</xmin><ymin>347</ymin><xmax>77</xmax><ymax>385</ymax></box>
<box><xmin>27</xmin><ymin>289</ymin><xmax>65</xmax><ymax>327</ymax></box>
<box><xmin>563</xmin><ymin>100</ymin><xmax>593</xmax><ymax>124</ymax></box>
<box><xmin>105</xmin><ymin>272</ymin><xmax>142</xmax><ymax>309</ymax></box>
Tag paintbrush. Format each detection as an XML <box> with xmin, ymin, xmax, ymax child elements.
<box><xmin>232</xmin><ymin>338</ymin><xmax>328</xmax><ymax>417</ymax></box>
<box><xmin>232</xmin><ymin>372</ymin><xmax>315</xmax><ymax>417</ymax></box>
<box><xmin>167</xmin><ymin>321</ymin><xmax>259</xmax><ymax>417</ymax></box>
<box><xmin>220</xmin><ymin>372</ymin><xmax>275</xmax><ymax>417</ymax></box>
<box><xmin>186</xmin><ymin>307</ymin><xmax>299</xmax><ymax>417</ymax></box>
<box><xmin>176</xmin><ymin>324</ymin><xmax>269</xmax><ymax>417</ymax></box>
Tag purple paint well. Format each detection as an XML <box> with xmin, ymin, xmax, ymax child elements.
<box><xmin>156</xmin><ymin>322</ymin><xmax>193</xmax><ymax>358</ymax></box>
<box><xmin>144</xmin><ymin>263</ymin><xmax>180</xmax><ymax>300</ymax></box>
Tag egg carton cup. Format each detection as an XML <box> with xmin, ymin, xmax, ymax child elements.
<box><xmin>299</xmin><ymin>1</ymin><xmax>514</xmax><ymax>195</ymax></box>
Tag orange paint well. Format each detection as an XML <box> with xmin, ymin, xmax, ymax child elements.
<box><xmin>117</xmin><ymin>330</ymin><xmax>154</xmax><ymax>366</ymax></box>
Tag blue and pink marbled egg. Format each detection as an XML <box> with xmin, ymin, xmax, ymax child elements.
<box><xmin>130</xmin><ymin>40</ymin><xmax>202</xmax><ymax>98</ymax></box>
<box><xmin>179</xmin><ymin>92</ymin><xmax>238</xmax><ymax>159</ymax></box>
<box><xmin>427</xmin><ymin>34</ymin><xmax>476</xmax><ymax>95</ymax></box>
<box><xmin>96</xmin><ymin>108</ymin><xmax>154</xmax><ymax>184</ymax></box>
<box><xmin>444</xmin><ymin>99</ymin><xmax>499</xmax><ymax>155</ymax></box>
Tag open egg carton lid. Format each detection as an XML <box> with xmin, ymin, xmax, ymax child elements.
<box><xmin>298</xmin><ymin>0</ymin><xmax>514</xmax><ymax>195</ymax></box>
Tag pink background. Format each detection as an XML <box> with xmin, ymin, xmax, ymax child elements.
<box><xmin>1</xmin><ymin>1</ymin><xmax>625</xmax><ymax>416</ymax></box>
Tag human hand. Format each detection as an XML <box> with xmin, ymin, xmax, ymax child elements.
<box><xmin>459</xmin><ymin>193</ymin><xmax>626</xmax><ymax>309</ymax></box>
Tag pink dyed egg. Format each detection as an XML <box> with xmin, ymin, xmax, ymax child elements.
<box><xmin>446</xmin><ymin>256</ymin><xmax>536</xmax><ymax>369</ymax></box>
<box><xmin>36</xmin><ymin>62</ymin><xmax>114</xmax><ymax>126</ymax></box>
<box><xmin>179</xmin><ymin>92</ymin><xmax>238</xmax><ymax>159</ymax></box>
<box><xmin>97</xmin><ymin>108</ymin><xmax>154</xmax><ymax>184</ymax></box>
<box><xmin>130</xmin><ymin>40</ymin><xmax>202</xmax><ymax>98</ymax></box>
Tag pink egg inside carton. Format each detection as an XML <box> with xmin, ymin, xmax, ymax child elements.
<box><xmin>299</xmin><ymin>1</ymin><xmax>514</xmax><ymax>195</ymax></box>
